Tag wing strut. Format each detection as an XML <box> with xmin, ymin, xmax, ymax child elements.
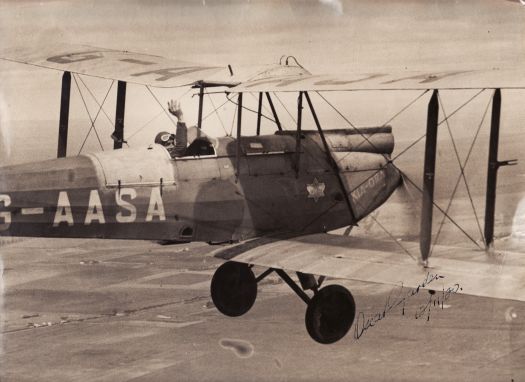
<box><xmin>265</xmin><ymin>92</ymin><xmax>282</xmax><ymax>131</ymax></box>
<box><xmin>57</xmin><ymin>71</ymin><xmax>71</xmax><ymax>158</ymax></box>
<box><xmin>112</xmin><ymin>81</ymin><xmax>127</xmax><ymax>149</ymax></box>
<box><xmin>294</xmin><ymin>91</ymin><xmax>303</xmax><ymax>175</ymax></box>
<box><xmin>304</xmin><ymin>92</ymin><xmax>357</xmax><ymax>224</ymax></box>
<box><xmin>256</xmin><ymin>92</ymin><xmax>263</xmax><ymax>135</ymax></box>
<box><xmin>484</xmin><ymin>88</ymin><xmax>517</xmax><ymax>249</ymax></box>
<box><xmin>235</xmin><ymin>92</ymin><xmax>243</xmax><ymax>181</ymax></box>
<box><xmin>197</xmin><ymin>81</ymin><xmax>205</xmax><ymax>130</ymax></box>
<box><xmin>420</xmin><ymin>89</ymin><xmax>439</xmax><ymax>264</ymax></box>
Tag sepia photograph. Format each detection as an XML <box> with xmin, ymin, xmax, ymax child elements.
<box><xmin>0</xmin><ymin>0</ymin><xmax>524</xmax><ymax>381</ymax></box>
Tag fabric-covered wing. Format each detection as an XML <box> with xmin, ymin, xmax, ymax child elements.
<box><xmin>230</xmin><ymin>69</ymin><xmax>525</xmax><ymax>92</ymax></box>
<box><xmin>212</xmin><ymin>233</ymin><xmax>525</xmax><ymax>302</ymax></box>
<box><xmin>0</xmin><ymin>44</ymin><xmax>228</xmax><ymax>88</ymax></box>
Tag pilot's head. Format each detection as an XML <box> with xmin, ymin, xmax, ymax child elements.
<box><xmin>155</xmin><ymin>131</ymin><xmax>176</xmax><ymax>147</ymax></box>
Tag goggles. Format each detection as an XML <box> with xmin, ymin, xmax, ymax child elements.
<box><xmin>160</xmin><ymin>133</ymin><xmax>174</xmax><ymax>143</ymax></box>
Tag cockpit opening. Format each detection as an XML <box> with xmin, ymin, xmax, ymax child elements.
<box><xmin>184</xmin><ymin>138</ymin><xmax>215</xmax><ymax>157</ymax></box>
<box><xmin>155</xmin><ymin>136</ymin><xmax>216</xmax><ymax>158</ymax></box>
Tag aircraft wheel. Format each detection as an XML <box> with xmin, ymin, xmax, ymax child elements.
<box><xmin>305</xmin><ymin>284</ymin><xmax>356</xmax><ymax>344</ymax></box>
<box><xmin>211</xmin><ymin>261</ymin><xmax>257</xmax><ymax>317</ymax></box>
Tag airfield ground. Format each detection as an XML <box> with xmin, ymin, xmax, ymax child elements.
<box><xmin>0</xmin><ymin>238</ymin><xmax>523</xmax><ymax>381</ymax></box>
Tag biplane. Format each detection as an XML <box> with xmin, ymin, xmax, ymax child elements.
<box><xmin>0</xmin><ymin>45</ymin><xmax>524</xmax><ymax>344</ymax></box>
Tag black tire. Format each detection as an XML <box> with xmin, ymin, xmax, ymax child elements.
<box><xmin>210</xmin><ymin>262</ymin><xmax>257</xmax><ymax>317</ymax></box>
<box><xmin>305</xmin><ymin>284</ymin><xmax>356</xmax><ymax>344</ymax></box>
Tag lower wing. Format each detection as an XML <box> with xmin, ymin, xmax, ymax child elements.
<box><xmin>212</xmin><ymin>233</ymin><xmax>525</xmax><ymax>302</ymax></box>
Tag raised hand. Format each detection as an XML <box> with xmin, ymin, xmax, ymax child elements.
<box><xmin>168</xmin><ymin>99</ymin><xmax>184</xmax><ymax>122</ymax></box>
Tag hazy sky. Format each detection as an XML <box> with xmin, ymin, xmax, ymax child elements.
<box><xmin>2</xmin><ymin>0</ymin><xmax>524</xmax><ymax>70</ymax></box>
<box><xmin>1</xmin><ymin>0</ymin><xmax>525</xmax><ymax>161</ymax></box>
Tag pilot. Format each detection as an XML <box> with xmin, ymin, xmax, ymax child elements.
<box><xmin>155</xmin><ymin>100</ymin><xmax>187</xmax><ymax>158</ymax></box>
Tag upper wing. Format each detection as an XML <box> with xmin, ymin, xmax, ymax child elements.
<box><xmin>230</xmin><ymin>69</ymin><xmax>525</xmax><ymax>92</ymax></box>
<box><xmin>6</xmin><ymin>45</ymin><xmax>520</xmax><ymax>91</ymax></box>
<box><xmin>212</xmin><ymin>233</ymin><xmax>525</xmax><ymax>302</ymax></box>
<box><xmin>0</xmin><ymin>44</ymin><xmax>229</xmax><ymax>88</ymax></box>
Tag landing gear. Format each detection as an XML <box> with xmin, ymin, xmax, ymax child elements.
<box><xmin>211</xmin><ymin>261</ymin><xmax>356</xmax><ymax>344</ymax></box>
<box><xmin>305</xmin><ymin>285</ymin><xmax>356</xmax><ymax>344</ymax></box>
<box><xmin>210</xmin><ymin>262</ymin><xmax>257</xmax><ymax>317</ymax></box>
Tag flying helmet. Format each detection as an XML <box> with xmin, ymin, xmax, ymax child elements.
<box><xmin>155</xmin><ymin>131</ymin><xmax>175</xmax><ymax>146</ymax></box>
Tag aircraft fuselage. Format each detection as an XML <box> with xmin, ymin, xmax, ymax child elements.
<box><xmin>0</xmin><ymin>129</ymin><xmax>401</xmax><ymax>242</ymax></box>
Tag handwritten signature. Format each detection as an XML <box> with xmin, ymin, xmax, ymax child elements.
<box><xmin>354</xmin><ymin>272</ymin><xmax>462</xmax><ymax>340</ymax></box>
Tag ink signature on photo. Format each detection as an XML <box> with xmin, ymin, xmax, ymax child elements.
<box><xmin>354</xmin><ymin>272</ymin><xmax>462</xmax><ymax>340</ymax></box>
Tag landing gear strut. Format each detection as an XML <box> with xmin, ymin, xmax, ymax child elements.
<box><xmin>210</xmin><ymin>261</ymin><xmax>356</xmax><ymax>344</ymax></box>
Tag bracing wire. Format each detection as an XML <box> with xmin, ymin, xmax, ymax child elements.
<box><xmin>74</xmin><ymin>74</ymin><xmax>114</xmax><ymax>154</ymax></box>
<box><xmin>145</xmin><ymin>86</ymin><xmax>178</xmax><ymax>128</ymax></box>
<box><xmin>273</xmin><ymin>92</ymin><xmax>296</xmax><ymax>125</ymax></box>
<box><xmin>402</xmin><ymin>173</ymin><xmax>483</xmax><ymax>249</ymax></box>
<box><xmin>248</xmin><ymin>92</ymin><xmax>273</xmax><ymax>116</ymax></box>
<box><xmin>202</xmin><ymin>97</ymin><xmax>230</xmax><ymax>122</ymax></box>
<box><xmin>298</xmin><ymin>188</ymin><xmax>418</xmax><ymax>262</ymax></box>
<box><xmin>77</xmin><ymin>75</ymin><xmax>115</xmax><ymax>128</ymax></box>
<box><xmin>439</xmin><ymin>92</ymin><xmax>486</xmax><ymax>240</ymax></box>
<box><xmin>226</xmin><ymin>94</ymin><xmax>276</xmax><ymax>124</ymax></box>
<box><xmin>126</xmin><ymin>111</ymin><xmax>164</xmax><ymax>141</ymax></box>
<box><xmin>306</xmin><ymin>92</ymin><xmax>420</xmax><ymax>261</ymax></box>
<box><xmin>207</xmin><ymin>93</ymin><xmax>229</xmax><ymax>136</ymax></box>
<box><xmin>365</xmin><ymin>213</ymin><xmax>418</xmax><ymax>261</ymax></box>
<box><xmin>350</xmin><ymin>89</ymin><xmax>430</xmax><ymax>153</ymax></box>
<box><xmin>316</xmin><ymin>89</ymin><xmax>485</xmax><ymax>251</ymax></box>
<box><xmin>77</xmin><ymin>75</ymin><xmax>131</xmax><ymax>148</ymax></box>
<box><xmin>127</xmin><ymin>86</ymin><xmax>193</xmax><ymax>141</ymax></box>
<box><xmin>380</xmin><ymin>90</ymin><xmax>430</xmax><ymax>127</ymax></box>
<box><xmin>391</xmin><ymin>89</ymin><xmax>486</xmax><ymax>162</ymax></box>
<box><xmin>430</xmin><ymin>92</ymin><xmax>491</xmax><ymax>253</ymax></box>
